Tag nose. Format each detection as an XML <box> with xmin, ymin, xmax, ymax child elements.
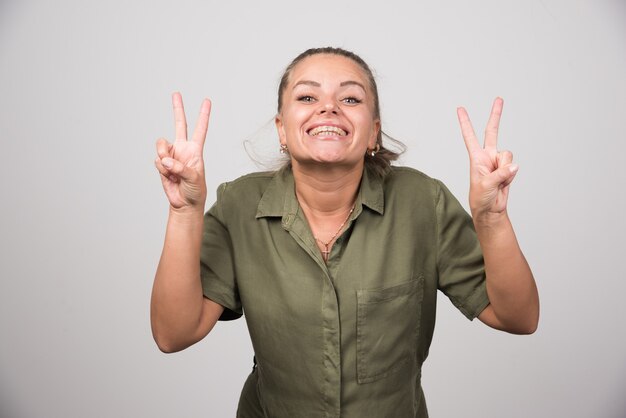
<box><xmin>317</xmin><ymin>98</ymin><xmax>340</xmax><ymax>115</ymax></box>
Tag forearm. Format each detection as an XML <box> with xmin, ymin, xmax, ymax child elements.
<box><xmin>474</xmin><ymin>212</ymin><xmax>539</xmax><ymax>333</ymax></box>
<box><xmin>151</xmin><ymin>207</ymin><xmax>209</xmax><ymax>351</ymax></box>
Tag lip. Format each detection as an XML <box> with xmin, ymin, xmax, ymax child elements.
<box><xmin>305</xmin><ymin>121</ymin><xmax>350</xmax><ymax>137</ymax></box>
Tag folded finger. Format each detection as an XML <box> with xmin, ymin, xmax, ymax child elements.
<box><xmin>502</xmin><ymin>164</ymin><xmax>518</xmax><ymax>187</ymax></box>
<box><xmin>156</xmin><ymin>138</ymin><xmax>173</xmax><ymax>159</ymax></box>
<box><xmin>160</xmin><ymin>156</ymin><xmax>197</xmax><ymax>182</ymax></box>
<box><xmin>154</xmin><ymin>157</ymin><xmax>171</xmax><ymax>178</ymax></box>
<box><xmin>172</xmin><ymin>92</ymin><xmax>188</xmax><ymax>142</ymax></box>
<box><xmin>493</xmin><ymin>163</ymin><xmax>518</xmax><ymax>188</ymax></box>
<box><xmin>497</xmin><ymin>150</ymin><xmax>513</xmax><ymax>168</ymax></box>
<box><xmin>155</xmin><ymin>157</ymin><xmax>184</xmax><ymax>184</ymax></box>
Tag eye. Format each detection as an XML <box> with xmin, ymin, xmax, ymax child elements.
<box><xmin>342</xmin><ymin>96</ymin><xmax>362</xmax><ymax>105</ymax></box>
<box><xmin>297</xmin><ymin>95</ymin><xmax>316</xmax><ymax>103</ymax></box>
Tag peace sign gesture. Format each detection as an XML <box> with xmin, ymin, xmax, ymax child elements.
<box><xmin>457</xmin><ymin>97</ymin><xmax>518</xmax><ymax>219</ymax></box>
<box><xmin>155</xmin><ymin>92</ymin><xmax>211</xmax><ymax>211</ymax></box>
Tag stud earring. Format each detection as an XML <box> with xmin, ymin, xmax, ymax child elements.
<box><xmin>280</xmin><ymin>144</ymin><xmax>288</xmax><ymax>154</ymax></box>
<box><xmin>368</xmin><ymin>143</ymin><xmax>380</xmax><ymax>157</ymax></box>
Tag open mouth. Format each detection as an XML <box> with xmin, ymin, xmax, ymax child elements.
<box><xmin>307</xmin><ymin>125</ymin><xmax>348</xmax><ymax>137</ymax></box>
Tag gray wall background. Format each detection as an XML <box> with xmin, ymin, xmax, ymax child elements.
<box><xmin>1</xmin><ymin>0</ymin><xmax>625</xmax><ymax>417</ymax></box>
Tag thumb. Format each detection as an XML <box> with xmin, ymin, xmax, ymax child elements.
<box><xmin>161</xmin><ymin>157</ymin><xmax>199</xmax><ymax>182</ymax></box>
<box><xmin>487</xmin><ymin>164</ymin><xmax>519</xmax><ymax>188</ymax></box>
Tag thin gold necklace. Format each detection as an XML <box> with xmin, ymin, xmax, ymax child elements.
<box><xmin>315</xmin><ymin>204</ymin><xmax>355</xmax><ymax>262</ymax></box>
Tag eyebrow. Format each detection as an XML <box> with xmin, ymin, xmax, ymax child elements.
<box><xmin>340</xmin><ymin>80</ymin><xmax>366</xmax><ymax>91</ymax></box>
<box><xmin>293</xmin><ymin>80</ymin><xmax>320</xmax><ymax>89</ymax></box>
<box><xmin>292</xmin><ymin>80</ymin><xmax>367</xmax><ymax>91</ymax></box>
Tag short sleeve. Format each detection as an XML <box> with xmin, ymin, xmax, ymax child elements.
<box><xmin>200</xmin><ymin>183</ymin><xmax>243</xmax><ymax>321</ymax></box>
<box><xmin>435</xmin><ymin>180</ymin><xmax>490</xmax><ymax>320</ymax></box>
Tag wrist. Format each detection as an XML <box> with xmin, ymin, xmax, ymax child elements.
<box><xmin>472</xmin><ymin>210</ymin><xmax>510</xmax><ymax>231</ymax></box>
<box><xmin>168</xmin><ymin>205</ymin><xmax>205</xmax><ymax>224</ymax></box>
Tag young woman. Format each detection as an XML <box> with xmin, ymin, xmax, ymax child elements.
<box><xmin>151</xmin><ymin>47</ymin><xmax>539</xmax><ymax>417</ymax></box>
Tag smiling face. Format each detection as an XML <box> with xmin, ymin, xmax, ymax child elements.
<box><xmin>275</xmin><ymin>54</ymin><xmax>381</xmax><ymax>170</ymax></box>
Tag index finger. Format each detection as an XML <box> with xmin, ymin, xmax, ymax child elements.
<box><xmin>457</xmin><ymin>106</ymin><xmax>481</xmax><ymax>154</ymax></box>
<box><xmin>484</xmin><ymin>97</ymin><xmax>503</xmax><ymax>149</ymax></box>
<box><xmin>172</xmin><ymin>92</ymin><xmax>187</xmax><ymax>141</ymax></box>
<box><xmin>191</xmin><ymin>98</ymin><xmax>211</xmax><ymax>147</ymax></box>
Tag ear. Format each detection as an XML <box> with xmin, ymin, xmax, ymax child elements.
<box><xmin>275</xmin><ymin>114</ymin><xmax>286</xmax><ymax>145</ymax></box>
<box><xmin>369</xmin><ymin>119</ymin><xmax>381</xmax><ymax>148</ymax></box>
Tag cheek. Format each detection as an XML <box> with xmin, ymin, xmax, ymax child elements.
<box><xmin>282</xmin><ymin>109</ymin><xmax>307</xmax><ymax>133</ymax></box>
<box><xmin>355</xmin><ymin>116</ymin><xmax>378</xmax><ymax>141</ymax></box>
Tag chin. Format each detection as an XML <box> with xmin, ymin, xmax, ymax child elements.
<box><xmin>307</xmin><ymin>142</ymin><xmax>352</xmax><ymax>162</ymax></box>
<box><xmin>313</xmin><ymin>152</ymin><xmax>346</xmax><ymax>163</ymax></box>
<box><xmin>309</xmin><ymin>153</ymin><xmax>365</xmax><ymax>169</ymax></box>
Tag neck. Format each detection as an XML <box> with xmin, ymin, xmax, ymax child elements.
<box><xmin>291</xmin><ymin>161</ymin><xmax>363</xmax><ymax>216</ymax></box>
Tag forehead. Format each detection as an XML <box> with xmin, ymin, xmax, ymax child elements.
<box><xmin>288</xmin><ymin>54</ymin><xmax>369</xmax><ymax>88</ymax></box>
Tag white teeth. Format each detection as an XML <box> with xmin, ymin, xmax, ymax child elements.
<box><xmin>308</xmin><ymin>125</ymin><xmax>347</xmax><ymax>136</ymax></box>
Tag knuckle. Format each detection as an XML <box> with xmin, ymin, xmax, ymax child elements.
<box><xmin>170</xmin><ymin>162</ymin><xmax>182</xmax><ymax>174</ymax></box>
<box><xmin>156</xmin><ymin>139</ymin><xmax>171</xmax><ymax>153</ymax></box>
<box><xmin>155</xmin><ymin>164</ymin><xmax>167</xmax><ymax>176</ymax></box>
<box><xmin>497</xmin><ymin>150</ymin><xmax>512</xmax><ymax>160</ymax></box>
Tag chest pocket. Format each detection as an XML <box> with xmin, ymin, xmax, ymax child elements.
<box><xmin>356</xmin><ymin>276</ymin><xmax>424</xmax><ymax>384</ymax></box>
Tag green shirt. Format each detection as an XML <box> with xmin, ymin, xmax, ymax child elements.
<box><xmin>200</xmin><ymin>166</ymin><xmax>489</xmax><ymax>418</ymax></box>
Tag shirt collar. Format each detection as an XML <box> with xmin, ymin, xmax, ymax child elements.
<box><xmin>255</xmin><ymin>166</ymin><xmax>385</xmax><ymax>220</ymax></box>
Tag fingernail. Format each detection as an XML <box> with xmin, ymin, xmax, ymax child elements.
<box><xmin>162</xmin><ymin>158</ymin><xmax>172</xmax><ymax>168</ymax></box>
<box><xmin>509</xmin><ymin>164</ymin><xmax>519</xmax><ymax>173</ymax></box>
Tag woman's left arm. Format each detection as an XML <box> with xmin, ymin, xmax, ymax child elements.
<box><xmin>457</xmin><ymin>98</ymin><xmax>539</xmax><ymax>334</ymax></box>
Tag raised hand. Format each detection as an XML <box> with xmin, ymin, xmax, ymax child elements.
<box><xmin>155</xmin><ymin>92</ymin><xmax>211</xmax><ymax>211</ymax></box>
<box><xmin>457</xmin><ymin>97</ymin><xmax>518</xmax><ymax>219</ymax></box>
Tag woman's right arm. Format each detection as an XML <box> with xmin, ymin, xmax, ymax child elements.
<box><xmin>150</xmin><ymin>93</ymin><xmax>224</xmax><ymax>353</ymax></box>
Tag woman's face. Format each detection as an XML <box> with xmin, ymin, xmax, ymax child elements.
<box><xmin>275</xmin><ymin>54</ymin><xmax>380</xmax><ymax>169</ymax></box>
